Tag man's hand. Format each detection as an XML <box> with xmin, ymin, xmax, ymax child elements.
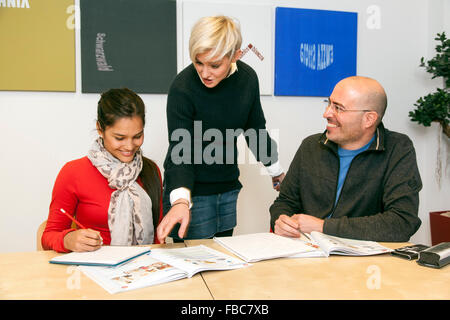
<box><xmin>296</xmin><ymin>214</ymin><xmax>324</xmax><ymax>234</ymax></box>
<box><xmin>274</xmin><ymin>214</ymin><xmax>324</xmax><ymax>238</ymax></box>
<box><xmin>156</xmin><ymin>200</ymin><xmax>190</xmax><ymax>244</ymax></box>
<box><xmin>274</xmin><ymin>214</ymin><xmax>301</xmax><ymax>237</ymax></box>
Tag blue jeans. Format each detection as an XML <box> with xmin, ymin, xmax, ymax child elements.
<box><xmin>163</xmin><ymin>189</ymin><xmax>240</xmax><ymax>241</ymax></box>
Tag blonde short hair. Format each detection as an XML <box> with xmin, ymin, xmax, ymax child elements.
<box><xmin>189</xmin><ymin>15</ymin><xmax>242</xmax><ymax>62</ymax></box>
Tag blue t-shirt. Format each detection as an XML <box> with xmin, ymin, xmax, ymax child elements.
<box><xmin>330</xmin><ymin>135</ymin><xmax>375</xmax><ymax>217</ymax></box>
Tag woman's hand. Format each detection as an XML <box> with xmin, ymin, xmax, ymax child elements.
<box><xmin>63</xmin><ymin>229</ymin><xmax>103</xmax><ymax>252</ymax></box>
<box><xmin>156</xmin><ymin>200</ymin><xmax>191</xmax><ymax>244</ymax></box>
<box><xmin>272</xmin><ymin>173</ymin><xmax>285</xmax><ymax>191</ymax></box>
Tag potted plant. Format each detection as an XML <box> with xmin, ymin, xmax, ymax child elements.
<box><xmin>409</xmin><ymin>32</ymin><xmax>450</xmax><ymax>138</ymax></box>
<box><xmin>410</xmin><ymin>32</ymin><xmax>450</xmax><ymax>245</ymax></box>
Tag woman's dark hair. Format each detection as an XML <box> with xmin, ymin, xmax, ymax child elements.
<box><xmin>141</xmin><ymin>158</ymin><xmax>163</xmax><ymax>232</ymax></box>
<box><xmin>97</xmin><ymin>88</ymin><xmax>146</xmax><ymax>132</ymax></box>
<box><xmin>97</xmin><ymin>88</ymin><xmax>161</xmax><ymax>231</ymax></box>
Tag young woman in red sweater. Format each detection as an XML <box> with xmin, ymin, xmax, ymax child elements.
<box><xmin>42</xmin><ymin>88</ymin><xmax>162</xmax><ymax>252</ymax></box>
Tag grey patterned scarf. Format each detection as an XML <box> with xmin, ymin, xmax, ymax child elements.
<box><xmin>87</xmin><ymin>137</ymin><xmax>154</xmax><ymax>245</ymax></box>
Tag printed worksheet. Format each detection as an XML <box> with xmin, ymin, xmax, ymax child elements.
<box><xmin>80</xmin><ymin>253</ymin><xmax>186</xmax><ymax>294</ymax></box>
<box><xmin>150</xmin><ymin>245</ymin><xmax>249</xmax><ymax>277</ymax></box>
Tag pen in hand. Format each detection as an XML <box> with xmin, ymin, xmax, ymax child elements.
<box><xmin>299</xmin><ymin>229</ymin><xmax>312</xmax><ymax>242</ymax></box>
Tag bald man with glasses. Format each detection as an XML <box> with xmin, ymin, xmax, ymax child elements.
<box><xmin>270</xmin><ymin>76</ymin><xmax>422</xmax><ymax>242</ymax></box>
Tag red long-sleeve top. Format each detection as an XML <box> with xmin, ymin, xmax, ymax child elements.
<box><xmin>42</xmin><ymin>157</ymin><xmax>163</xmax><ymax>252</ymax></box>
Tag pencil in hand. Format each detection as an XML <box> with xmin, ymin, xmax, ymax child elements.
<box><xmin>59</xmin><ymin>208</ymin><xmax>103</xmax><ymax>245</ymax></box>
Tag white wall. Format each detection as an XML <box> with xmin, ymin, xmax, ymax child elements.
<box><xmin>0</xmin><ymin>0</ymin><xmax>449</xmax><ymax>252</ymax></box>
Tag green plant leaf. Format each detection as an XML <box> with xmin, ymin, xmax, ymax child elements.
<box><xmin>411</xmin><ymin>32</ymin><xmax>450</xmax><ymax>130</ymax></box>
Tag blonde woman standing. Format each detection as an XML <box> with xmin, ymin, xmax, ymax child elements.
<box><xmin>157</xmin><ymin>16</ymin><xmax>284</xmax><ymax>243</ymax></box>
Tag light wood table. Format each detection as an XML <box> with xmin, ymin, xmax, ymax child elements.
<box><xmin>2</xmin><ymin>240</ymin><xmax>448</xmax><ymax>300</ymax></box>
<box><xmin>185</xmin><ymin>239</ymin><xmax>450</xmax><ymax>300</ymax></box>
<box><xmin>0</xmin><ymin>243</ymin><xmax>213</xmax><ymax>300</ymax></box>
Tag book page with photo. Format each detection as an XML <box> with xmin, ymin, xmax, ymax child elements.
<box><xmin>80</xmin><ymin>245</ymin><xmax>248</xmax><ymax>294</ymax></box>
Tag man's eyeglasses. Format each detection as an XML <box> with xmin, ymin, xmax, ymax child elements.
<box><xmin>324</xmin><ymin>98</ymin><xmax>373</xmax><ymax>114</ymax></box>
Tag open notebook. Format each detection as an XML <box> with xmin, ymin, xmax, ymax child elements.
<box><xmin>49</xmin><ymin>246</ymin><xmax>151</xmax><ymax>267</ymax></box>
<box><xmin>214</xmin><ymin>232</ymin><xmax>392</xmax><ymax>263</ymax></box>
<box><xmin>79</xmin><ymin>245</ymin><xmax>249</xmax><ymax>294</ymax></box>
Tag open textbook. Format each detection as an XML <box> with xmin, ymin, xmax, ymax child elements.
<box><xmin>214</xmin><ymin>232</ymin><xmax>392</xmax><ymax>263</ymax></box>
<box><xmin>79</xmin><ymin>245</ymin><xmax>249</xmax><ymax>294</ymax></box>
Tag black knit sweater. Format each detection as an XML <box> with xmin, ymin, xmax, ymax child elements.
<box><xmin>163</xmin><ymin>60</ymin><xmax>278</xmax><ymax>196</ymax></box>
